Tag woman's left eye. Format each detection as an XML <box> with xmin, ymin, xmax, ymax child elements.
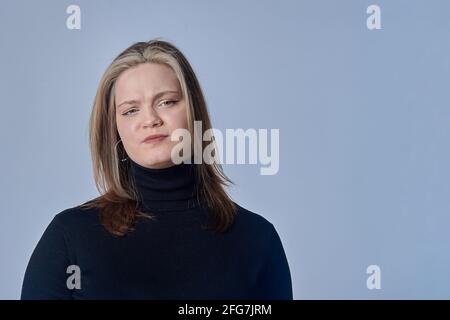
<box><xmin>159</xmin><ymin>100</ymin><xmax>177</xmax><ymax>108</ymax></box>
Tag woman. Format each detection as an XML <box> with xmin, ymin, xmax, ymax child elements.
<box><xmin>21</xmin><ymin>39</ymin><xmax>293</xmax><ymax>300</ymax></box>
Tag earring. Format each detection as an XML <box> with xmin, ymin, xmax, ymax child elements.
<box><xmin>114</xmin><ymin>139</ymin><xmax>128</xmax><ymax>162</ymax></box>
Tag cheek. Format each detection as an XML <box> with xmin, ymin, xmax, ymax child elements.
<box><xmin>166</xmin><ymin>106</ymin><xmax>189</xmax><ymax>130</ymax></box>
<box><xmin>116</xmin><ymin>117</ymin><xmax>136</xmax><ymax>141</ymax></box>
<box><xmin>116</xmin><ymin>117</ymin><xmax>126</xmax><ymax>138</ymax></box>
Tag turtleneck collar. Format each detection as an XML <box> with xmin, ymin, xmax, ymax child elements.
<box><xmin>129</xmin><ymin>158</ymin><xmax>201</xmax><ymax>212</ymax></box>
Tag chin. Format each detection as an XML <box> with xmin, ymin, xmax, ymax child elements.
<box><xmin>143</xmin><ymin>155</ymin><xmax>173</xmax><ymax>169</ymax></box>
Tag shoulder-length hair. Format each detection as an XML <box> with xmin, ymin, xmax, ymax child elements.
<box><xmin>80</xmin><ymin>39</ymin><xmax>236</xmax><ymax>236</ymax></box>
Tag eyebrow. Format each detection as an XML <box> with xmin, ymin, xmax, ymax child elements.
<box><xmin>116</xmin><ymin>90</ymin><xmax>180</xmax><ymax>109</ymax></box>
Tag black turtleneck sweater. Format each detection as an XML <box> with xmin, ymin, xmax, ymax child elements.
<box><xmin>21</xmin><ymin>160</ymin><xmax>293</xmax><ymax>300</ymax></box>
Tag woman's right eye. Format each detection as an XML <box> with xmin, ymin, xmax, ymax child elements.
<box><xmin>122</xmin><ymin>108</ymin><xmax>138</xmax><ymax>116</ymax></box>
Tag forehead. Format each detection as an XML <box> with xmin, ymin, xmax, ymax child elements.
<box><xmin>114</xmin><ymin>63</ymin><xmax>181</xmax><ymax>100</ymax></box>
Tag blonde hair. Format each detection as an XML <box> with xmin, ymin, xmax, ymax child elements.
<box><xmin>80</xmin><ymin>39</ymin><xmax>237</xmax><ymax>236</ymax></box>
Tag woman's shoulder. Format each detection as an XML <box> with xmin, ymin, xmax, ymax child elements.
<box><xmin>51</xmin><ymin>200</ymin><xmax>102</xmax><ymax>231</ymax></box>
<box><xmin>231</xmin><ymin>202</ymin><xmax>278</xmax><ymax>236</ymax></box>
<box><xmin>228</xmin><ymin>203</ymin><xmax>287</xmax><ymax>260</ymax></box>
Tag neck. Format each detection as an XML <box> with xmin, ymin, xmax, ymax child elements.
<box><xmin>129</xmin><ymin>159</ymin><xmax>200</xmax><ymax>212</ymax></box>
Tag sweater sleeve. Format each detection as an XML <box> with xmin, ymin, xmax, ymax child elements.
<box><xmin>21</xmin><ymin>213</ymin><xmax>73</xmax><ymax>300</ymax></box>
<box><xmin>255</xmin><ymin>223</ymin><xmax>293</xmax><ymax>300</ymax></box>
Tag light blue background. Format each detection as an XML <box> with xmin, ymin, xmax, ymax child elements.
<box><xmin>1</xmin><ymin>0</ymin><xmax>449</xmax><ymax>299</ymax></box>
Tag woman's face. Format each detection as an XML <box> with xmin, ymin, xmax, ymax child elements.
<box><xmin>115</xmin><ymin>63</ymin><xmax>188</xmax><ymax>169</ymax></box>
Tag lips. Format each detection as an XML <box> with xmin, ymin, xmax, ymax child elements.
<box><xmin>142</xmin><ymin>134</ymin><xmax>168</xmax><ymax>143</ymax></box>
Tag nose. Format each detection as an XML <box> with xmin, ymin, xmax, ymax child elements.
<box><xmin>143</xmin><ymin>107</ymin><xmax>163</xmax><ymax>128</ymax></box>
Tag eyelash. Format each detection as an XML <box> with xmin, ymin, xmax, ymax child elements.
<box><xmin>122</xmin><ymin>100</ymin><xmax>178</xmax><ymax>116</ymax></box>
